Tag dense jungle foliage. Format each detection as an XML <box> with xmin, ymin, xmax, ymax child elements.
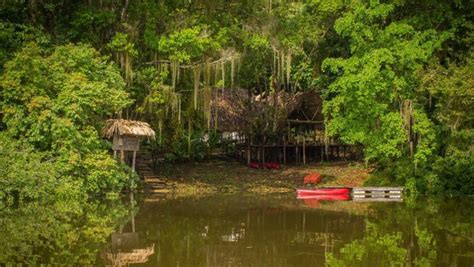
<box><xmin>0</xmin><ymin>0</ymin><xmax>472</xmax><ymax>199</ymax></box>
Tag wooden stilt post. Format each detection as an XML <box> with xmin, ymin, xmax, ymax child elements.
<box><xmin>314</xmin><ymin>146</ymin><xmax>318</xmax><ymax>163</ymax></box>
<box><xmin>113</xmin><ymin>150</ymin><xmax>117</xmax><ymax>158</ymax></box>
<box><xmin>295</xmin><ymin>143</ymin><xmax>299</xmax><ymax>164</ymax></box>
<box><xmin>320</xmin><ymin>145</ymin><xmax>324</xmax><ymax>162</ymax></box>
<box><xmin>257</xmin><ymin>145</ymin><xmax>261</xmax><ymax>164</ymax></box>
<box><xmin>120</xmin><ymin>150</ymin><xmax>125</xmax><ymax>163</ymax></box>
<box><xmin>247</xmin><ymin>138</ymin><xmax>251</xmax><ymax>165</ymax></box>
<box><xmin>278</xmin><ymin>145</ymin><xmax>282</xmax><ymax>164</ymax></box>
<box><xmin>132</xmin><ymin>150</ymin><xmax>137</xmax><ymax>171</ymax></box>
<box><xmin>303</xmin><ymin>137</ymin><xmax>306</xmax><ymax>165</ymax></box>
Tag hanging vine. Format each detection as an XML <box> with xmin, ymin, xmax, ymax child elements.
<box><xmin>107</xmin><ymin>32</ymin><xmax>137</xmax><ymax>86</ymax></box>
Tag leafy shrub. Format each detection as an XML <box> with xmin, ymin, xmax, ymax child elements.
<box><xmin>430</xmin><ymin>155</ymin><xmax>474</xmax><ymax>195</ymax></box>
<box><xmin>0</xmin><ymin>42</ymin><xmax>134</xmax><ymax>197</ymax></box>
<box><xmin>0</xmin><ymin>133</ymin><xmax>83</xmax><ymax>204</ymax></box>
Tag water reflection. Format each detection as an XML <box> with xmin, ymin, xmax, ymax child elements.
<box><xmin>102</xmin><ymin>193</ymin><xmax>155</xmax><ymax>267</ymax></box>
<box><xmin>127</xmin><ymin>194</ymin><xmax>474</xmax><ymax>267</ymax></box>
<box><xmin>1</xmin><ymin>194</ymin><xmax>473</xmax><ymax>266</ymax></box>
<box><xmin>102</xmin><ymin>233</ymin><xmax>155</xmax><ymax>266</ymax></box>
<box><xmin>0</xmin><ymin>198</ymin><xmax>129</xmax><ymax>265</ymax></box>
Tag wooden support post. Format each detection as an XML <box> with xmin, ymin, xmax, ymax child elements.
<box><xmin>314</xmin><ymin>147</ymin><xmax>318</xmax><ymax>162</ymax></box>
<box><xmin>283</xmin><ymin>137</ymin><xmax>287</xmax><ymax>165</ymax></box>
<box><xmin>257</xmin><ymin>145</ymin><xmax>261</xmax><ymax>163</ymax></box>
<box><xmin>320</xmin><ymin>145</ymin><xmax>324</xmax><ymax>162</ymax></box>
<box><xmin>113</xmin><ymin>150</ymin><xmax>117</xmax><ymax>158</ymax></box>
<box><xmin>247</xmin><ymin>139</ymin><xmax>251</xmax><ymax>165</ymax></box>
<box><xmin>278</xmin><ymin>146</ymin><xmax>282</xmax><ymax>164</ymax></box>
<box><xmin>303</xmin><ymin>138</ymin><xmax>306</xmax><ymax>165</ymax></box>
<box><xmin>295</xmin><ymin>144</ymin><xmax>299</xmax><ymax>164</ymax></box>
<box><xmin>132</xmin><ymin>150</ymin><xmax>137</xmax><ymax>171</ymax></box>
<box><xmin>120</xmin><ymin>150</ymin><xmax>125</xmax><ymax>163</ymax></box>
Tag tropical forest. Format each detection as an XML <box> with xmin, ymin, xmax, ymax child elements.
<box><xmin>0</xmin><ymin>0</ymin><xmax>473</xmax><ymax>266</ymax></box>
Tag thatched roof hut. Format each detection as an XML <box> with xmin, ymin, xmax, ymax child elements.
<box><xmin>210</xmin><ymin>89</ymin><xmax>322</xmax><ymax>135</ymax></box>
<box><xmin>102</xmin><ymin>119</ymin><xmax>155</xmax><ymax>139</ymax></box>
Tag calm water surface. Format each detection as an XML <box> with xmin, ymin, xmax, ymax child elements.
<box><xmin>1</xmin><ymin>193</ymin><xmax>473</xmax><ymax>266</ymax></box>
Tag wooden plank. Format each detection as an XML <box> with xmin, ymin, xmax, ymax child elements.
<box><xmin>353</xmin><ymin>194</ymin><xmax>402</xmax><ymax>198</ymax></box>
<box><xmin>352</xmin><ymin>198</ymin><xmax>403</xmax><ymax>202</ymax></box>
<box><xmin>353</xmin><ymin>190</ymin><xmax>402</xmax><ymax>194</ymax></box>
<box><xmin>139</xmin><ymin>171</ymin><xmax>157</xmax><ymax>176</ymax></box>
<box><xmin>353</xmin><ymin>195</ymin><xmax>403</xmax><ymax>199</ymax></box>
<box><xmin>353</xmin><ymin>192</ymin><xmax>402</xmax><ymax>196</ymax></box>
<box><xmin>353</xmin><ymin>187</ymin><xmax>403</xmax><ymax>191</ymax></box>
<box><xmin>144</xmin><ymin>177</ymin><xmax>165</xmax><ymax>183</ymax></box>
<box><xmin>353</xmin><ymin>190</ymin><xmax>403</xmax><ymax>193</ymax></box>
<box><xmin>113</xmin><ymin>135</ymin><xmax>140</xmax><ymax>151</ymax></box>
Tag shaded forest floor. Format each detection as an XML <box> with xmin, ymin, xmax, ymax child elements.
<box><xmin>142</xmin><ymin>159</ymin><xmax>370</xmax><ymax>197</ymax></box>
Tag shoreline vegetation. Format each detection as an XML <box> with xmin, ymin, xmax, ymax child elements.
<box><xmin>0</xmin><ymin>2</ymin><xmax>472</xmax><ymax>265</ymax></box>
<box><xmin>139</xmin><ymin>159</ymin><xmax>370</xmax><ymax>197</ymax></box>
<box><xmin>0</xmin><ymin>1</ymin><xmax>472</xmax><ymax>205</ymax></box>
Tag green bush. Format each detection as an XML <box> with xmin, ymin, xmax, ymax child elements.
<box><xmin>430</xmin><ymin>155</ymin><xmax>474</xmax><ymax>195</ymax></box>
<box><xmin>0</xmin><ymin>43</ymin><xmax>135</xmax><ymax>198</ymax></box>
<box><xmin>0</xmin><ymin>134</ymin><xmax>83</xmax><ymax>204</ymax></box>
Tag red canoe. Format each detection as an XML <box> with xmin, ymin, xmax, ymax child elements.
<box><xmin>298</xmin><ymin>194</ymin><xmax>350</xmax><ymax>201</ymax></box>
<box><xmin>297</xmin><ymin>187</ymin><xmax>351</xmax><ymax>196</ymax></box>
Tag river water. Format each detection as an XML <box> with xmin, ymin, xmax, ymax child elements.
<box><xmin>1</xmin><ymin>193</ymin><xmax>473</xmax><ymax>266</ymax></box>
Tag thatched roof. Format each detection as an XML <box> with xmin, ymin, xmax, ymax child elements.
<box><xmin>288</xmin><ymin>91</ymin><xmax>324</xmax><ymax>121</ymax></box>
<box><xmin>104</xmin><ymin>244</ymin><xmax>155</xmax><ymax>267</ymax></box>
<box><xmin>210</xmin><ymin>89</ymin><xmax>322</xmax><ymax>134</ymax></box>
<box><xmin>102</xmin><ymin>119</ymin><xmax>155</xmax><ymax>139</ymax></box>
<box><xmin>211</xmin><ymin>89</ymin><xmax>250</xmax><ymax>132</ymax></box>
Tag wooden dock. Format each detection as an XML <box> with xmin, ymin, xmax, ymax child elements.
<box><xmin>352</xmin><ymin>187</ymin><xmax>403</xmax><ymax>200</ymax></box>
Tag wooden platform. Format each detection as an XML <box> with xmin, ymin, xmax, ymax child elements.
<box><xmin>352</xmin><ymin>187</ymin><xmax>403</xmax><ymax>200</ymax></box>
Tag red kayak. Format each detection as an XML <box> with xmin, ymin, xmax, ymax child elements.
<box><xmin>297</xmin><ymin>194</ymin><xmax>350</xmax><ymax>201</ymax></box>
<box><xmin>297</xmin><ymin>187</ymin><xmax>351</xmax><ymax>196</ymax></box>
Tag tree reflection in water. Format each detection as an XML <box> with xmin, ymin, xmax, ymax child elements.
<box><xmin>0</xmin><ymin>198</ymin><xmax>129</xmax><ymax>265</ymax></box>
<box><xmin>102</xmin><ymin>193</ymin><xmax>155</xmax><ymax>267</ymax></box>
<box><xmin>132</xmin><ymin>195</ymin><xmax>474</xmax><ymax>267</ymax></box>
<box><xmin>1</xmin><ymin>194</ymin><xmax>473</xmax><ymax>266</ymax></box>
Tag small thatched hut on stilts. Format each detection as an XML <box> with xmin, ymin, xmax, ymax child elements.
<box><xmin>210</xmin><ymin>90</ymin><xmax>361</xmax><ymax>165</ymax></box>
<box><xmin>102</xmin><ymin>119</ymin><xmax>155</xmax><ymax>171</ymax></box>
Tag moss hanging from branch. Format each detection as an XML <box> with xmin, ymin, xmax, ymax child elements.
<box><xmin>107</xmin><ymin>32</ymin><xmax>136</xmax><ymax>86</ymax></box>
<box><xmin>280</xmin><ymin>50</ymin><xmax>284</xmax><ymax>88</ymax></box>
<box><xmin>286</xmin><ymin>51</ymin><xmax>292</xmax><ymax>89</ymax></box>
<box><xmin>205</xmin><ymin>61</ymin><xmax>211</xmax><ymax>86</ymax></box>
<box><xmin>193</xmin><ymin>65</ymin><xmax>200</xmax><ymax>110</ymax></box>
<box><xmin>171</xmin><ymin>60</ymin><xmax>178</xmax><ymax>90</ymax></box>
<box><xmin>231</xmin><ymin>57</ymin><xmax>235</xmax><ymax>88</ymax></box>
<box><xmin>221</xmin><ymin>61</ymin><xmax>225</xmax><ymax>91</ymax></box>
